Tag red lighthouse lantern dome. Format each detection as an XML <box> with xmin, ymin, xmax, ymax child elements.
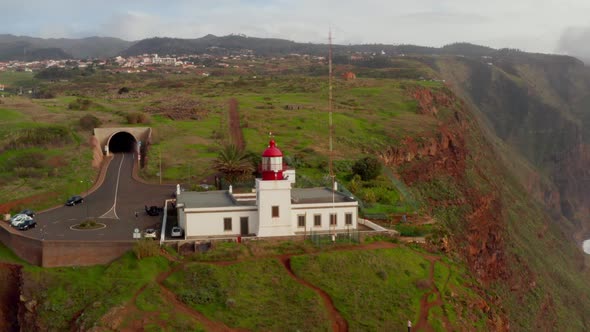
<box><xmin>261</xmin><ymin>139</ymin><xmax>284</xmax><ymax>180</ymax></box>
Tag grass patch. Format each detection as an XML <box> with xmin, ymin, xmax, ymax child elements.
<box><xmin>395</xmin><ymin>223</ymin><xmax>434</xmax><ymax>237</ymax></box>
<box><xmin>21</xmin><ymin>252</ymin><xmax>170</xmax><ymax>331</ymax></box>
<box><xmin>290</xmin><ymin>247</ymin><xmax>490</xmax><ymax>331</ymax></box>
<box><xmin>290</xmin><ymin>247</ymin><xmax>429</xmax><ymax>330</ymax></box>
<box><xmin>164</xmin><ymin>259</ymin><xmax>331</xmax><ymax>331</ymax></box>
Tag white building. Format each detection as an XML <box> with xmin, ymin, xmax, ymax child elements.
<box><xmin>176</xmin><ymin>140</ymin><xmax>358</xmax><ymax>238</ymax></box>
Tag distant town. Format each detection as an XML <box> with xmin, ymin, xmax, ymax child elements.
<box><xmin>0</xmin><ymin>48</ymin><xmax>455</xmax><ymax>97</ymax></box>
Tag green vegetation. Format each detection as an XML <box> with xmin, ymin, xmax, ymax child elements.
<box><xmin>352</xmin><ymin>156</ymin><xmax>382</xmax><ymax>181</ymax></box>
<box><xmin>0</xmin><ymin>51</ymin><xmax>588</xmax><ymax>330</ymax></box>
<box><xmin>133</xmin><ymin>238</ymin><xmax>163</xmax><ymax>259</ymax></box>
<box><xmin>290</xmin><ymin>248</ymin><xmax>488</xmax><ymax>331</ymax></box>
<box><xmin>0</xmin><ymin>242</ymin><xmax>30</xmax><ymax>265</ymax></box>
<box><xmin>134</xmin><ymin>282</ymin><xmax>206</xmax><ymax>332</ymax></box>
<box><xmin>0</xmin><ymin>72</ymin><xmax>438</xmax><ymax>211</ymax></box>
<box><xmin>73</xmin><ymin>220</ymin><xmax>102</xmax><ymax>229</ymax></box>
<box><xmin>165</xmin><ymin>259</ymin><xmax>331</xmax><ymax>331</ymax></box>
<box><xmin>394</xmin><ymin>223</ymin><xmax>434</xmax><ymax>237</ymax></box>
<box><xmin>21</xmin><ymin>253</ymin><xmax>170</xmax><ymax>330</ymax></box>
<box><xmin>291</xmin><ymin>248</ymin><xmax>424</xmax><ymax>331</ymax></box>
<box><xmin>212</xmin><ymin>144</ymin><xmax>254</xmax><ymax>185</ymax></box>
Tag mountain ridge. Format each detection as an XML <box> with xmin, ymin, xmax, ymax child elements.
<box><xmin>0</xmin><ymin>33</ymin><xmax>585</xmax><ymax>65</ymax></box>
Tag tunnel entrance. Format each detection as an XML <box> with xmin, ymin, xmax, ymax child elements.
<box><xmin>108</xmin><ymin>132</ymin><xmax>137</xmax><ymax>153</ymax></box>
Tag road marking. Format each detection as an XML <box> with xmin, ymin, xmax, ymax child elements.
<box><xmin>99</xmin><ymin>154</ymin><xmax>125</xmax><ymax>220</ymax></box>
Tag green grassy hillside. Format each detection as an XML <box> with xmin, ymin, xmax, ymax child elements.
<box><xmin>0</xmin><ymin>58</ymin><xmax>589</xmax><ymax>330</ymax></box>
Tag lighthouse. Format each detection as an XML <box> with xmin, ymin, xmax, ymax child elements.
<box><xmin>261</xmin><ymin>139</ymin><xmax>284</xmax><ymax>180</ymax></box>
<box><xmin>175</xmin><ymin>138</ymin><xmax>359</xmax><ymax>238</ymax></box>
<box><xmin>256</xmin><ymin>139</ymin><xmax>293</xmax><ymax>236</ymax></box>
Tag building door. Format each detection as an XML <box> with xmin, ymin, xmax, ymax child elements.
<box><xmin>240</xmin><ymin>217</ymin><xmax>249</xmax><ymax>235</ymax></box>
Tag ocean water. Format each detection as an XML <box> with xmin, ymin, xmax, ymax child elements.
<box><xmin>584</xmin><ymin>240</ymin><xmax>590</xmax><ymax>254</ymax></box>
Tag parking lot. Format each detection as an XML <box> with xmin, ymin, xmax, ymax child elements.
<box><xmin>12</xmin><ymin>153</ymin><xmax>175</xmax><ymax>241</ymax></box>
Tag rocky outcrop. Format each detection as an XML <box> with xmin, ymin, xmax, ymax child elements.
<box><xmin>381</xmin><ymin>87</ymin><xmax>509</xmax><ymax>283</ymax></box>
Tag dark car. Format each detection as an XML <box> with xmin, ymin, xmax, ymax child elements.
<box><xmin>19</xmin><ymin>209</ymin><xmax>35</xmax><ymax>217</ymax></box>
<box><xmin>66</xmin><ymin>195</ymin><xmax>84</xmax><ymax>206</ymax></box>
<box><xmin>16</xmin><ymin>218</ymin><xmax>36</xmax><ymax>231</ymax></box>
<box><xmin>145</xmin><ymin>205</ymin><xmax>160</xmax><ymax>216</ymax></box>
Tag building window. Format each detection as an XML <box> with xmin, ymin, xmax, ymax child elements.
<box><xmin>224</xmin><ymin>217</ymin><xmax>232</xmax><ymax>231</ymax></box>
<box><xmin>272</xmin><ymin>206</ymin><xmax>279</xmax><ymax>218</ymax></box>
<box><xmin>330</xmin><ymin>213</ymin><xmax>337</xmax><ymax>226</ymax></box>
<box><xmin>345</xmin><ymin>213</ymin><xmax>353</xmax><ymax>225</ymax></box>
<box><xmin>298</xmin><ymin>215</ymin><xmax>306</xmax><ymax>228</ymax></box>
<box><xmin>314</xmin><ymin>214</ymin><xmax>321</xmax><ymax>227</ymax></box>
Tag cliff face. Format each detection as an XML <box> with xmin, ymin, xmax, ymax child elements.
<box><xmin>381</xmin><ymin>88</ymin><xmax>508</xmax><ymax>283</ymax></box>
<box><xmin>0</xmin><ymin>263</ymin><xmax>20</xmax><ymax>332</ymax></box>
<box><xmin>435</xmin><ymin>54</ymin><xmax>590</xmax><ymax>236</ymax></box>
<box><xmin>381</xmin><ymin>85</ymin><xmax>590</xmax><ymax>330</ymax></box>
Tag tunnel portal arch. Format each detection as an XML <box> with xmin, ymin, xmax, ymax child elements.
<box><xmin>107</xmin><ymin>131</ymin><xmax>138</xmax><ymax>153</ymax></box>
<box><xmin>93</xmin><ymin>127</ymin><xmax>152</xmax><ymax>167</ymax></box>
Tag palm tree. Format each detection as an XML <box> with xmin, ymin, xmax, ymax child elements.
<box><xmin>213</xmin><ymin>144</ymin><xmax>254</xmax><ymax>185</ymax></box>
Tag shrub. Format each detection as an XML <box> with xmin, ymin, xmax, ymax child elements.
<box><xmin>33</xmin><ymin>90</ymin><xmax>55</xmax><ymax>99</ymax></box>
<box><xmin>4</xmin><ymin>152</ymin><xmax>45</xmax><ymax>170</ymax></box>
<box><xmin>5</xmin><ymin>126</ymin><xmax>73</xmax><ymax>149</ymax></box>
<box><xmin>79</xmin><ymin>114</ymin><xmax>102</xmax><ymax>130</ymax></box>
<box><xmin>68</xmin><ymin>98</ymin><xmax>92</xmax><ymax>110</ymax></box>
<box><xmin>225</xmin><ymin>298</ymin><xmax>236</xmax><ymax>308</ymax></box>
<box><xmin>349</xmin><ymin>174</ymin><xmax>362</xmax><ymax>194</ymax></box>
<box><xmin>126</xmin><ymin>112</ymin><xmax>151</xmax><ymax>124</ymax></box>
<box><xmin>133</xmin><ymin>239</ymin><xmax>161</xmax><ymax>260</ymax></box>
<box><xmin>334</xmin><ymin>159</ymin><xmax>353</xmax><ymax>173</ymax></box>
<box><xmin>361</xmin><ymin>189</ymin><xmax>377</xmax><ymax>204</ymax></box>
<box><xmin>14</xmin><ymin>167</ymin><xmax>45</xmax><ymax>178</ymax></box>
<box><xmin>78</xmin><ymin>220</ymin><xmax>97</xmax><ymax>229</ymax></box>
<box><xmin>352</xmin><ymin>156</ymin><xmax>382</xmax><ymax>181</ymax></box>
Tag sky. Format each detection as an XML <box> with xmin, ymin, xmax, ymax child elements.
<box><xmin>1</xmin><ymin>0</ymin><xmax>589</xmax><ymax>56</ymax></box>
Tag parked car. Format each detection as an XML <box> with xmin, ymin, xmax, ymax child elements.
<box><xmin>16</xmin><ymin>218</ymin><xmax>36</xmax><ymax>231</ymax></box>
<box><xmin>171</xmin><ymin>226</ymin><xmax>183</xmax><ymax>238</ymax></box>
<box><xmin>10</xmin><ymin>214</ymin><xmax>33</xmax><ymax>227</ymax></box>
<box><xmin>145</xmin><ymin>205</ymin><xmax>160</xmax><ymax>216</ymax></box>
<box><xmin>19</xmin><ymin>209</ymin><xmax>35</xmax><ymax>217</ymax></box>
<box><xmin>143</xmin><ymin>228</ymin><xmax>157</xmax><ymax>239</ymax></box>
<box><xmin>66</xmin><ymin>195</ymin><xmax>84</xmax><ymax>206</ymax></box>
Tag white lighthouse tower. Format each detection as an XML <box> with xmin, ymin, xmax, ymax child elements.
<box><xmin>256</xmin><ymin>139</ymin><xmax>293</xmax><ymax>236</ymax></box>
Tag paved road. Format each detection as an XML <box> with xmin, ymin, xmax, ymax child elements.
<box><xmin>25</xmin><ymin>153</ymin><xmax>175</xmax><ymax>241</ymax></box>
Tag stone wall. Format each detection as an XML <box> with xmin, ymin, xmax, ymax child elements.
<box><xmin>0</xmin><ymin>224</ymin><xmax>134</xmax><ymax>267</ymax></box>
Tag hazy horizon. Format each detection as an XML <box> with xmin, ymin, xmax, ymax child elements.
<box><xmin>1</xmin><ymin>0</ymin><xmax>590</xmax><ymax>60</ymax></box>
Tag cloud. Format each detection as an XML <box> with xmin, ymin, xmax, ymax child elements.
<box><xmin>3</xmin><ymin>0</ymin><xmax>590</xmax><ymax>54</ymax></box>
<box><xmin>556</xmin><ymin>26</ymin><xmax>590</xmax><ymax>63</ymax></box>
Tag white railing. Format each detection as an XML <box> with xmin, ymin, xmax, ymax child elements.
<box><xmin>160</xmin><ymin>199</ymin><xmax>174</xmax><ymax>245</ymax></box>
<box><xmin>358</xmin><ymin>218</ymin><xmax>388</xmax><ymax>232</ymax></box>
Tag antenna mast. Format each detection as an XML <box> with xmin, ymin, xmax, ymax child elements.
<box><xmin>329</xmin><ymin>29</ymin><xmax>336</xmax><ymax>235</ymax></box>
<box><xmin>328</xmin><ymin>29</ymin><xmax>334</xmax><ymax>185</ymax></box>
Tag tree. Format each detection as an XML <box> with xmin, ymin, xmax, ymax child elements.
<box><xmin>213</xmin><ymin>144</ymin><xmax>254</xmax><ymax>184</ymax></box>
<box><xmin>352</xmin><ymin>156</ymin><xmax>382</xmax><ymax>181</ymax></box>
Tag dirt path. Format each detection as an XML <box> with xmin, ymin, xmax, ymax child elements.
<box><xmin>414</xmin><ymin>256</ymin><xmax>452</xmax><ymax>331</ymax></box>
<box><xmin>279</xmin><ymin>256</ymin><xmax>348</xmax><ymax>332</ymax></box>
<box><xmin>227</xmin><ymin>98</ymin><xmax>245</xmax><ymax>150</ymax></box>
